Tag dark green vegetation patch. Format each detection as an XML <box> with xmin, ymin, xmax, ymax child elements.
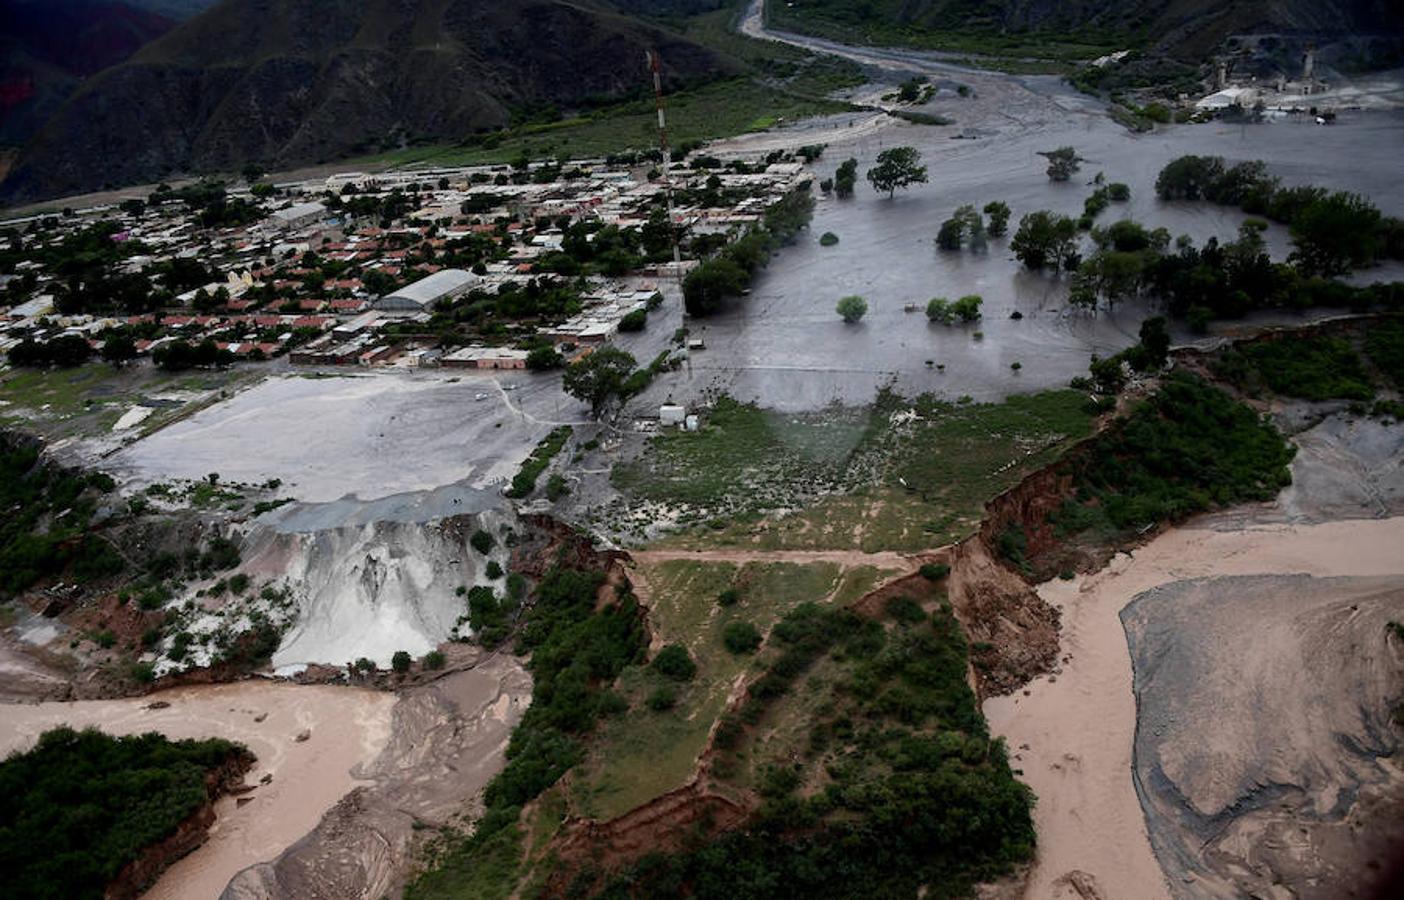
<box><xmin>1054</xmin><ymin>373</ymin><xmax>1295</xmax><ymax>538</ymax></box>
<box><xmin>0</xmin><ymin>727</ymin><xmax>249</xmax><ymax>900</ymax></box>
<box><xmin>1213</xmin><ymin>335</ymin><xmax>1375</xmax><ymax>402</ymax></box>
<box><xmin>1</xmin><ymin>433</ymin><xmax>123</xmax><ymax>598</ymax></box>
<box><xmin>596</xmin><ymin>598</ymin><xmax>1034</xmax><ymax>897</ymax></box>
<box><xmin>407</xmin><ymin>568</ymin><xmax>647</xmax><ymax>900</ymax></box>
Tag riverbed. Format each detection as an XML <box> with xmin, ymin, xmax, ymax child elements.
<box><xmin>0</xmin><ymin>682</ymin><xmax>395</xmax><ymax>900</ymax></box>
<box><xmin>983</xmin><ymin>516</ymin><xmax>1404</xmax><ymax>899</ymax></box>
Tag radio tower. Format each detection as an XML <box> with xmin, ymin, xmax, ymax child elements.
<box><xmin>646</xmin><ymin>50</ymin><xmax>683</xmax><ymax>279</ymax></box>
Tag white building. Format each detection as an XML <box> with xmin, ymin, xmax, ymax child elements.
<box><xmin>373</xmin><ymin>269</ymin><xmax>478</xmax><ymax>313</ymax></box>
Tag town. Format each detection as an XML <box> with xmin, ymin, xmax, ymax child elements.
<box><xmin>1</xmin><ymin>149</ymin><xmax>815</xmax><ymax>375</ymax></box>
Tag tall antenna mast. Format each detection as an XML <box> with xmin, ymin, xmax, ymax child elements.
<box><xmin>645</xmin><ymin>50</ymin><xmax>684</xmax><ymax>292</ymax></box>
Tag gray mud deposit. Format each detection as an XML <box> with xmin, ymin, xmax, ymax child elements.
<box><xmin>221</xmin><ymin>656</ymin><xmax>532</xmax><ymax>900</ymax></box>
<box><xmin>1122</xmin><ymin>574</ymin><xmax>1404</xmax><ymax>899</ymax></box>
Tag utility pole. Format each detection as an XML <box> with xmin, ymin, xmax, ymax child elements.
<box><xmin>646</xmin><ymin>49</ymin><xmax>685</xmax><ymax>318</ymax></box>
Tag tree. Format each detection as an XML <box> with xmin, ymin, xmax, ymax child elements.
<box><xmin>618</xmin><ymin>309</ymin><xmax>647</xmax><ymax>332</ymax></box>
<box><xmin>101</xmin><ymin>333</ymin><xmax>137</xmax><ymax>366</ymax></box>
<box><xmin>952</xmin><ymin>294</ymin><xmax>982</xmax><ymax>322</ymax></box>
<box><xmin>837</xmin><ymin>295</ymin><xmax>868</xmax><ymax>323</ymax></box>
<box><xmin>652</xmin><ymin>643</ymin><xmax>697</xmax><ymax>681</ymax></box>
<box><xmin>1139</xmin><ymin>316</ymin><xmax>1171</xmax><ymax>368</ymax></box>
<box><xmin>1289</xmin><ymin>191</ymin><xmax>1383</xmax><ymax>276</ymax></box>
<box><xmin>936</xmin><ymin>217</ymin><xmax>965</xmax><ymax>250</ymax></box>
<box><xmin>866</xmin><ymin>147</ymin><xmax>927</xmax><ymax>197</ymax></box>
<box><xmin>926</xmin><ymin>297</ymin><xmax>954</xmax><ymax>324</ymax></box>
<box><xmin>834</xmin><ymin>158</ymin><xmax>858</xmax><ymax>198</ymax></box>
<box><xmin>1041</xmin><ymin>147</ymin><xmax>1081</xmax><ymax>182</ymax></box>
<box><xmin>391</xmin><ymin>650</ymin><xmax>412</xmax><ymax>673</ymax></box>
<box><xmin>562</xmin><ymin>347</ymin><xmax>637</xmax><ymax>418</ymax></box>
<box><xmin>1011</xmin><ymin>211</ymin><xmax>1079</xmax><ymax>271</ymax></box>
<box><xmin>984</xmin><ymin>201</ymin><xmax>1011</xmax><ymax>236</ymax></box>
<box><xmin>527</xmin><ymin>345</ymin><xmax>563</xmax><ymax>370</ymax></box>
<box><xmin>723</xmin><ymin>621</ymin><xmax>763</xmax><ymax>654</ymax></box>
<box><xmin>683</xmin><ymin>256</ymin><xmax>748</xmax><ymax>316</ymax></box>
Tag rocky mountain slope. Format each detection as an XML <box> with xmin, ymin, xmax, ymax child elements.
<box><xmin>775</xmin><ymin>0</ymin><xmax>1404</xmax><ymax>58</ymax></box>
<box><xmin>0</xmin><ymin>0</ymin><xmax>176</xmax><ymax>150</ymax></box>
<box><xmin>0</xmin><ymin>0</ymin><xmax>731</xmax><ymax>203</ymax></box>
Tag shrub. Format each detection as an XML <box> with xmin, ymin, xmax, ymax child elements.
<box><xmin>651</xmin><ymin>643</ymin><xmax>697</xmax><ymax>682</ymax></box>
<box><xmin>886</xmin><ymin>595</ymin><xmax>926</xmax><ymax>625</ymax></box>
<box><xmin>545</xmin><ymin>473</ymin><xmax>568</xmax><ymax>501</ymax></box>
<box><xmin>919</xmin><ymin>563</ymin><xmax>950</xmax><ymax>581</ymax></box>
<box><xmin>722</xmin><ymin>621</ymin><xmax>763</xmax><ymax>654</ymax></box>
<box><xmin>392</xmin><ymin>650</ymin><xmax>412</xmax><ymax>673</ymax></box>
<box><xmin>470</xmin><ymin>529</ymin><xmax>494</xmax><ymax>554</ymax></box>
<box><xmin>819</xmin><ymin>232</ymin><xmax>839</xmax><ymax>246</ymax></box>
<box><xmin>646</xmin><ymin>685</ymin><xmax>677</xmax><ymax>711</ymax></box>
<box><xmin>618</xmin><ymin>309</ymin><xmax>647</xmax><ymax>332</ymax></box>
<box><xmin>485</xmin><ymin>560</ymin><xmax>504</xmax><ymax>579</ymax></box>
<box><xmin>1107</xmin><ymin>182</ymin><xmax>1130</xmax><ymax>201</ymax></box>
<box><xmin>228</xmin><ymin>573</ymin><xmax>249</xmax><ymax>594</ymax></box>
<box><xmin>717</xmin><ymin>587</ymin><xmax>741</xmax><ymax>607</ymax></box>
<box><xmin>836</xmin><ymin>295</ymin><xmax>868</xmax><ymax>323</ymax></box>
<box><xmin>423</xmin><ymin>650</ymin><xmax>446</xmax><ymax>670</ymax></box>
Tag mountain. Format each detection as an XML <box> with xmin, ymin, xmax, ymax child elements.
<box><xmin>775</xmin><ymin>0</ymin><xmax>1404</xmax><ymax>59</ymax></box>
<box><xmin>0</xmin><ymin>0</ymin><xmax>732</xmax><ymax>204</ymax></box>
<box><xmin>0</xmin><ymin>0</ymin><xmax>176</xmax><ymax>151</ymax></box>
<box><xmin>121</xmin><ymin>0</ymin><xmax>218</xmax><ymax>17</ymax></box>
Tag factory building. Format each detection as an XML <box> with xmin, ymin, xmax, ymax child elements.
<box><xmin>373</xmin><ymin>269</ymin><xmax>478</xmax><ymax>313</ymax></box>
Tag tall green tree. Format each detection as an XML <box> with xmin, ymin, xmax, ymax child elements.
<box><xmin>866</xmin><ymin>147</ymin><xmax>927</xmax><ymax>198</ymax></box>
<box><xmin>562</xmin><ymin>347</ymin><xmax>637</xmax><ymax>419</ymax></box>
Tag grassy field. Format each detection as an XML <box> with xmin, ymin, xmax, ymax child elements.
<box><xmin>569</xmin><ymin>558</ymin><xmax>850</xmax><ymax>821</ymax></box>
<box><xmin>354</xmin><ymin>59</ymin><xmax>861</xmax><ymax>171</ymax></box>
<box><xmin>0</xmin><ymin>363</ymin><xmax>263</xmax><ymax>441</ymax></box>
<box><xmin>623</xmin><ymin>389</ymin><xmax>1096</xmax><ymax>552</ymax></box>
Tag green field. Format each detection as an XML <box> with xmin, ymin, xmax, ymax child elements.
<box><xmin>0</xmin><ymin>363</ymin><xmax>262</xmax><ymax>441</ymax></box>
<box><xmin>621</xmin><ymin>389</ymin><xmax>1096</xmax><ymax>552</ymax></box>
<box><xmin>570</xmin><ymin>558</ymin><xmax>855</xmax><ymax>820</ymax></box>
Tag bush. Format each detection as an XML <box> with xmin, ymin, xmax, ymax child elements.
<box><xmin>527</xmin><ymin>346</ymin><xmax>564</xmax><ymax>370</ymax></box>
<box><xmin>470</xmin><ymin>529</ymin><xmax>495</xmax><ymax>554</ymax></box>
<box><xmin>545</xmin><ymin>473</ymin><xmax>568</xmax><ymax>501</ymax></box>
<box><xmin>651</xmin><ymin>643</ymin><xmax>697</xmax><ymax>682</ymax></box>
<box><xmin>392</xmin><ymin>650</ymin><xmax>412</xmax><ymax>673</ymax></box>
<box><xmin>618</xmin><ymin>309</ymin><xmax>647</xmax><ymax>332</ymax></box>
<box><xmin>886</xmin><ymin>595</ymin><xmax>927</xmax><ymax>625</ymax></box>
<box><xmin>1107</xmin><ymin>182</ymin><xmax>1130</xmax><ymax>201</ymax></box>
<box><xmin>722</xmin><ymin>621</ymin><xmax>763</xmax><ymax>654</ymax></box>
<box><xmin>423</xmin><ymin>650</ymin><xmax>446</xmax><ymax>670</ymax></box>
<box><xmin>646</xmin><ymin>684</ymin><xmax>677</xmax><ymax>711</ymax></box>
<box><xmin>718</xmin><ymin>587</ymin><xmax>741</xmax><ymax>607</ymax></box>
<box><xmin>819</xmin><ymin>231</ymin><xmax>839</xmax><ymax>246</ymax></box>
<box><xmin>485</xmin><ymin>560</ymin><xmax>504</xmax><ymax>579</ymax></box>
<box><xmin>228</xmin><ymin>573</ymin><xmax>249</xmax><ymax>594</ymax></box>
<box><xmin>836</xmin><ymin>295</ymin><xmax>868</xmax><ymax>323</ymax></box>
<box><xmin>919</xmin><ymin>563</ymin><xmax>951</xmax><ymax>581</ymax></box>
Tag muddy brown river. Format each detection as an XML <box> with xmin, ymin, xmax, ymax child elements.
<box><xmin>0</xmin><ymin>683</ymin><xmax>395</xmax><ymax>899</ymax></box>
